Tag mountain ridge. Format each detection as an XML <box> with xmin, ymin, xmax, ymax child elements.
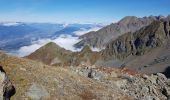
<box><xmin>27</xmin><ymin>19</ymin><xmax>170</xmax><ymax>75</ymax></box>
<box><xmin>74</xmin><ymin>15</ymin><xmax>166</xmax><ymax>49</ymax></box>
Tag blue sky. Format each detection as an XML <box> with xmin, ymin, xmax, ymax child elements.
<box><xmin>0</xmin><ymin>0</ymin><xmax>170</xmax><ymax>23</ymax></box>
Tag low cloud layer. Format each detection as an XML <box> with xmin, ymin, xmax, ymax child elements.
<box><xmin>73</xmin><ymin>27</ymin><xmax>101</xmax><ymax>36</ymax></box>
<box><xmin>13</xmin><ymin>35</ymin><xmax>80</xmax><ymax>57</ymax></box>
<box><xmin>12</xmin><ymin>26</ymin><xmax>102</xmax><ymax>57</ymax></box>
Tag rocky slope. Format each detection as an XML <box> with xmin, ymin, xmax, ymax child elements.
<box><xmin>0</xmin><ymin>51</ymin><xmax>170</xmax><ymax>100</ymax></box>
<box><xmin>102</xmin><ymin>20</ymin><xmax>169</xmax><ymax>59</ymax></box>
<box><xmin>72</xmin><ymin>66</ymin><xmax>170</xmax><ymax>100</ymax></box>
<box><xmin>74</xmin><ymin>16</ymin><xmax>162</xmax><ymax>48</ymax></box>
<box><xmin>100</xmin><ymin>19</ymin><xmax>170</xmax><ymax>73</ymax></box>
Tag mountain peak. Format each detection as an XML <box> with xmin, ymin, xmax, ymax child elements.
<box><xmin>26</xmin><ymin>42</ymin><xmax>72</xmax><ymax>65</ymax></box>
<box><xmin>45</xmin><ymin>42</ymin><xmax>59</xmax><ymax>47</ymax></box>
<box><xmin>118</xmin><ymin>16</ymin><xmax>138</xmax><ymax>25</ymax></box>
<box><xmin>42</xmin><ymin>42</ymin><xmax>65</xmax><ymax>51</ymax></box>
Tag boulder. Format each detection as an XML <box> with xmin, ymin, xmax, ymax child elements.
<box><xmin>0</xmin><ymin>66</ymin><xmax>15</xmax><ymax>100</ymax></box>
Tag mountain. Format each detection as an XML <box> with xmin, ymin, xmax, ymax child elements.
<box><xmin>74</xmin><ymin>16</ymin><xmax>163</xmax><ymax>48</ymax></box>
<box><xmin>53</xmin><ymin>26</ymin><xmax>81</xmax><ymax>37</ymax></box>
<box><xmin>26</xmin><ymin>42</ymin><xmax>72</xmax><ymax>66</ymax></box>
<box><xmin>102</xmin><ymin>21</ymin><xmax>167</xmax><ymax>59</ymax></box>
<box><xmin>27</xmin><ymin>16</ymin><xmax>170</xmax><ymax>76</ymax></box>
<box><xmin>0</xmin><ymin>51</ymin><xmax>170</xmax><ymax>100</ymax></box>
<box><xmin>26</xmin><ymin>42</ymin><xmax>101</xmax><ymax>66</ymax></box>
<box><xmin>1</xmin><ymin>15</ymin><xmax>170</xmax><ymax>99</ymax></box>
<box><xmin>100</xmin><ymin>19</ymin><xmax>170</xmax><ymax>74</ymax></box>
<box><xmin>52</xmin><ymin>23</ymin><xmax>103</xmax><ymax>37</ymax></box>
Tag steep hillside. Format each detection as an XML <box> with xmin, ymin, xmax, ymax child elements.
<box><xmin>74</xmin><ymin>16</ymin><xmax>161</xmax><ymax>48</ymax></box>
<box><xmin>103</xmin><ymin>21</ymin><xmax>168</xmax><ymax>59</ymax></box>
<box><xmin>101</xmin><ymin>20</ymin><xmax>170</xmax><ymax>73</ymax></box>
<box><xmin>0</xmin><ymin>51</ymin><xmax>131</xmax><ymax>100</ymax></box>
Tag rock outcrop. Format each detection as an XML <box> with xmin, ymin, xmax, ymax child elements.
<box><xmin>0</xmin><ymin>66</ymin><xmax>15</xmax><ymax>100</ymax></box>
<box><xmin>102</xmin><ymin>20</ymin><xmax>168</xmax><ymax>59</ymax></box>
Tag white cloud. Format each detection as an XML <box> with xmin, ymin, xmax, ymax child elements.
<box><xmin>1</xmin><ymin>22</ymin><xmax>21</xmax><ymax>26</ymax></box>
<box><xmin>13</xmin><ymin>34</ymin><xmax>81</xmax><ymax>57</ymax></box>
<box><xmin>90</xmin><ymin>47</ymin><xmax>101</xmax><ymax>52</ymax></box>
<box><xmin>11</xmin><ymin>25</ymin><xmax>103</xmax><ymax>57</ymax></box>
<box><xmin>52</xmin><ymin>34</ymin><xmax>81</xmax><ymax>51</ymax></box>
<box><xmin>14</xmin><ymin>39</ymin><xmax>52</xmax><ymax>57</ymax></box>
<box><xmin>62</xmin><ymin>23</ymin><xmax>69</xmax><ymax>28</ymax></box>
<box><xmin>73</xmin><ymin>27</ymin><xmax>101</xmax><ymax>36</ymax></box>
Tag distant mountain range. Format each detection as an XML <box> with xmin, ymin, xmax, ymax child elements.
<box><xmin>0</xmin><ymin>22</ymin><xmax>102</xmax><ymax>53</ymax></box>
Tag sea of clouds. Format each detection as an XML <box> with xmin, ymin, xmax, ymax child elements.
<box><xmin>13</xmin><ymin>26</ymin><xmax>102</xmax><ymax>57</ymax></box>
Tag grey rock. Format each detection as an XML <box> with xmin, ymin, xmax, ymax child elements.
<box><xmin>88</xmin><ymin>69</ymin><xmax>104</xmax><ymax>80</ymax></box>
<box><xmin>0</xmin><ymin>66</ymin><xmax>15</xmax><ymax>100</ymax></box>
<box><xmin>162</xmin><ymin>87</ymin><xmax>170</xmax><ymax>100</ymax></box>
<box><xmin>26</xmin><ymin>83</ymin><xmax>49</xmax><ymax>100</ymax></box>
<box><xmin>149</xmin><ymin>75</ymin><xmax>158</xmax><ymax>84</ymax></box>
<box><xmin>157</xmin><ymin>73</ymin><xmax>167</xmax><ymax>80</ymax></box>
<box><xmin>142</xmin><ymin>86</ymin><xmax>149</xmax><ymax>93</ymax></box>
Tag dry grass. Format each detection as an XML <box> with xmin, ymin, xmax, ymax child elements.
<box><xmin>0</xmin><ymin>52</ymin><xmax>132</xmax><ymax>100</ymax></box>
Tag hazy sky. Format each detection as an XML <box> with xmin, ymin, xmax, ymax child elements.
<box><xmin>0</xmin><ymin>0</ymin><xmax>170</xmax><ymax>23</ymax></box>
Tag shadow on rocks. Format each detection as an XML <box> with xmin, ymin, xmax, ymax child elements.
<box><xmin>162</xmin><ymin>66</ymin><xmax>170</xmax><ymax>78</ymax></box>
